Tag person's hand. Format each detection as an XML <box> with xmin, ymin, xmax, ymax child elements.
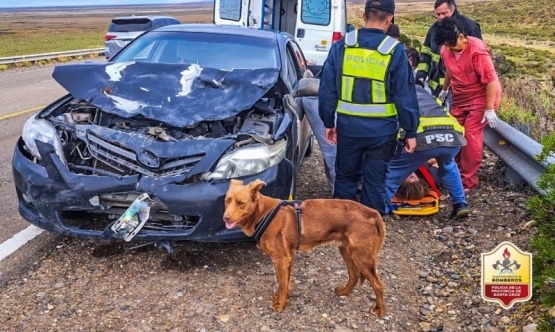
<box><xmin>404</xmin><ymin>137</ymin><xmax>416</xmax><ymax>153</ymax></box>
<box><xmin>325</xmin><ymin>127</ymin><xmax>337</xmax><ymax>144</ymax></box>
<box><xmin>438</xmin><ymin>90</ymin><xmax>449</xmax><ymax>102</ymax></box>
<box><xmin>481</xmin><ymin>109</ymin><xmax>499</xmax><ymax>128</ymax></box>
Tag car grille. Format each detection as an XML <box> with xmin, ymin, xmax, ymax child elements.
<box><xmin>87</xmin><ymin>133</ymin><xmax>204</xmax><ymax>177</ymax></box>
<box><xmin>61</xmin><ymin>193</ymin><xmax>201</xmax><ymax>233</ymax></box>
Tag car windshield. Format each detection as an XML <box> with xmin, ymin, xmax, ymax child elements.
<box><xmin>112</xmin><ymin>31</ymin><xmax>279</xmax><ymax>70</ymax></box>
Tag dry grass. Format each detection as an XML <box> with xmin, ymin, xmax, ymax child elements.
<box><xmin>0</xmin><ymin>4</ymin><xmax>213</xmax><ymax>57</ymax></box>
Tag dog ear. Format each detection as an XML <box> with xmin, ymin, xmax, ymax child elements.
<box><xmin>248</xmin><ymin>179</ymin><xmax>266</xmax><ymax>201</ymax></box>
<box><xmin>230</xmin><ymin>179</ymin><xmax>244</xmax><ymax>186</ymax></box>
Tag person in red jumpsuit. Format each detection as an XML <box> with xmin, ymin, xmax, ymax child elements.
<box><xmin>434</xmin><ymin>17</ymin><xmax>501</xmax><ymax>193</ymax></box>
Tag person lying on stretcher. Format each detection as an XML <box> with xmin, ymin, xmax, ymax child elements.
<box><xmin>384</xmin><ymin>85</ymin><xmax>469</xmax><ymax>219</ymax></box>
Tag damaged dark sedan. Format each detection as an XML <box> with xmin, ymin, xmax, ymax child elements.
<box><xmin>12</xmin><ymin>24</ymin><xmax>318</xmax><ymax>245</ymax></box>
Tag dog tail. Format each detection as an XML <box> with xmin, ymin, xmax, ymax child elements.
<box><xmin>376</xmin><ymin>214</ymin><xmax>386</xmax><ymax>250</ymax></box>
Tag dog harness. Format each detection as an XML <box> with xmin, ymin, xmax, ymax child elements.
<box><xmin>253</xmin><ymin>200</ymin><xmax>303</xmax><ymax>250</ymax></box>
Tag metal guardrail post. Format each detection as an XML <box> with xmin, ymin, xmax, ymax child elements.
<box><xmin>484</xmin><ymin>119</ymin><xmax>554</xmax><ymax>194</ymax></box>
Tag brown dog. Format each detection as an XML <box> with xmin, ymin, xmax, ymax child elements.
<box><xmin>223</xmin><ymin>179</ymin><xmax>387</xmax><ymax>316</ymax></box>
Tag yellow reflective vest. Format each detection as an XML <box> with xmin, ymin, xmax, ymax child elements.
<box><xmin>337</xmin><ymin>29</ymin><xmax>399</xmax><ymax>118</ymax></box>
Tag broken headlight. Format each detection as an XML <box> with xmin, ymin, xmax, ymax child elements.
<box><xmin>202</xmin><ymin>139</ymin><xmax>286</xmax><ymax>180</ymax></box>
<box><xmin>22</xmin><ymin>116</ymin><xmax>66</xmax><ymax>165</ymax></box>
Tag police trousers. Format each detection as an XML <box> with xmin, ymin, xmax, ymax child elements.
<box><xmin>333</xmin><ymin>133</ymin><xmax>395</xmax><ymax>216</ymax></box>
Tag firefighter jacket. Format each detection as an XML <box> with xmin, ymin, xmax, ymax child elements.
<box><xmin>414</xmin><ymin>85</ymin><xmax>466</xmax><ymax>151</ymax></box>
<box><xmin>319</xmin><ymin>28</ymin><xmax>419</xmax><ymax>139</ymax></box>
<box><xmin>416</xmin><ymin>10</ymin><xmax>482</xmax><ymax>96</ymax></box>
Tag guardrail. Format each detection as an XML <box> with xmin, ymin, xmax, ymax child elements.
<box><xmin>484</xmin><ymin>119</ymin><xmax>553</xmax><ymax>194</ymax></box>
<box><xmin>0</xmin><ymin>48</ymin><xmax>105</xmax><ymax>65</ymax></box>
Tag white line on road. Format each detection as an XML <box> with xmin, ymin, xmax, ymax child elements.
<box><xmin>0</xmin><ymin>225</ymin><xmax>43</xmax><ymax>261</ymax></box>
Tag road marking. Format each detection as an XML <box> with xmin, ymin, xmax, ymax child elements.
<box><xmin>0</xmin><ymin>105</ymin><xmax>44</xmax><ymax>121</ymax></box>
<box><xmin>0</xmin><ymin>225</ymin><xmax>43</xmax><ymax>261</ymax></box>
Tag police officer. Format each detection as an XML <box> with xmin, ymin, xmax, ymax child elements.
<box><xmin>385</xmin><ymin>85</ymin><xmax>469</xmax><ymax>219</ymax></box>
<box><xmin>415</xmin><ymin>0</ymin><xmax>481</xmax><ymax>98</ymax></box>
<box><xmin>318</xmin><ymin>0</ymin><xmax>419</xmax><ymax>216</ymax></box>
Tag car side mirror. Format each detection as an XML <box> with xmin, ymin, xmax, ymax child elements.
<box><xmin>295</xmin><ymin>78</ymin><xmax>319</xmax><ymax>97</ymax></box>
<box><xmin>347</xmin><ymin>24</ymin><xmax>355</xmax><ymax>32</ymax></box>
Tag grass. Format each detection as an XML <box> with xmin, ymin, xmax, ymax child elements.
<box><xmin>0</xmin><ymin>6</ymin><xmax>213</xmax><ymax>57</ymax></box>
<box><xmin>391</xmin><ymin>0</ymin><xmax>555</xmax><ymax>78</ymax></box>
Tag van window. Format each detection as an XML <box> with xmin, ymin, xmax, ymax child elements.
<box><xmin>300</xmin><ymin>0</ymin><xmax>331</xmax><ymax>26</ymax></box>
<box><xmin>109</xmin><ymin>18</ymin><xmax>153</xmax><ymax>32</ymax></box>
<box><xmin>219</xmin><ymin>0</ymin><xmax>242</xmax><ymax>21</ymax></box>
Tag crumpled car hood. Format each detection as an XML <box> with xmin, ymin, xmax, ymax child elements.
<box><xmin>52</xmin><ymin>62</ymin><xmax>280</xmax><ymax>127</ymax></box>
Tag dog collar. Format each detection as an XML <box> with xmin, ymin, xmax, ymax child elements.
<box><xmin>254</xmin><ymin>200</ymin><xmax>303</xmax><ymax>250</ymax></box>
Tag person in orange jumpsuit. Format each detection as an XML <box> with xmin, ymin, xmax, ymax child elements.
<box><xmin>434</xmin><ymin>17</ymin><xmax>501</xmax><ymax>193</ymax></box>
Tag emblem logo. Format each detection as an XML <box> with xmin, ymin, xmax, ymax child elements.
<box><xmin>481</xmin><ymin>241</ymin><xmax>532</xmax><ymax>309</ymax></box>
<box><xmin>137</xmin><ymin>150</ymin><xmax>159</xmax><ymax>168</ymax></box>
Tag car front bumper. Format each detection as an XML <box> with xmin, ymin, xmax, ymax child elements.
<box><xmin>12</xmin><ymin>138</ymin><xmax>293</xmax><ymax>242</ymax></box>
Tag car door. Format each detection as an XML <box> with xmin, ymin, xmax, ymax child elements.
<box><xmin>285</xmin><ymin>40</ymin><xmax>312</xmax><ymax>166</ymax></box>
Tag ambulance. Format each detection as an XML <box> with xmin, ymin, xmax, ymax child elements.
<box><xmin>214</xmin><ymin>0</ymin><xmax>349</xmax><ymax>69</ymax></box>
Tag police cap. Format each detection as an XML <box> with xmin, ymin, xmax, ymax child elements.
<box><xmin>365</xmin><ymin>0</ymin><xmax>395</xmax><ymax>14</ymax></box>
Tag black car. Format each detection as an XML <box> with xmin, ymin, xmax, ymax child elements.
<box><xmin>13</xmin><ymin>24</ymin><xmax>317</xmax><ymax>246</ymax></box>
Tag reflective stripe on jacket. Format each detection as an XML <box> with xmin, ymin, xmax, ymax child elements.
<box><xmin>414</xmin><ymin>86</ymin><xmax>466</xmax><ymax>151</ymax></box>
<box><xmin>337</xmin><ymin>29</ymin><xmax>399</xmax><ymax>118</ymax></box>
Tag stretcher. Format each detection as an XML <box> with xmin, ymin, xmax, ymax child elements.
<box><xmin>391</xmin><ymin>190</ymin><xmax>440</xmax><ymax>216</ymax></box>
<box><xmin>391</xmin><ymin>165</ymin><xmax>441</xmax><ymax>216</ymax></box>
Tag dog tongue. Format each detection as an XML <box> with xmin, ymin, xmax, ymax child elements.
<box><xmin>225</xmin><ymin>221</ymin><xmax>238</xmax><ymax>229</ymax></box>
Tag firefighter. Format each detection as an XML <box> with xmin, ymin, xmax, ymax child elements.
<box><xmin>318</xmin><ymin>0</ymin><xmax>419</xmax><ymax>216</ymax></box>
<box><xmin>415</xmin><ymin>0</ymin><xmax>481</xmax><ymax>98</ymax></box>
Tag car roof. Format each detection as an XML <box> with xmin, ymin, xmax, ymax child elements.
<box><xmin>154</xmin><ymin>24</ymin><xmax>285</xmax><ymax>40</ymax></box>
<box><xmin>112</xmin><ymin>15</ymin><xmax>178</xmax><ymax>21</ymax></box>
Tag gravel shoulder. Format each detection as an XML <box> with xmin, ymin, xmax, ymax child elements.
<box><xmin>0</xmin><ymin>144</ymin><xmax>542</xmax><ymax>332</ymax></box>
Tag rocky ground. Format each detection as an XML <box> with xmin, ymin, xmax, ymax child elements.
<box><xmin>0</xmin><ymin>144</ymin><xmax>551</xmax><ymax>332</ymax></box>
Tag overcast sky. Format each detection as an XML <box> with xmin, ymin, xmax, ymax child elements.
<box><xmin>1</xmin><ymin>0</ymin><xmax>205</xmax><ymax>8</ymax></box>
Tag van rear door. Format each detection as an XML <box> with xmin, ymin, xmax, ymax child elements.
<box><xmin>214</xmin><ymin>0</ymin><xmax>250</xmax><ymax>26</ymax></box>
<box><xmin>294</xmin><ymin>0</ymin><xmax>336</xmax><ymax>67</ymax></box>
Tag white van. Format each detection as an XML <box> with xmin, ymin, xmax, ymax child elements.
<box><xmin>214</xmin><ymin>0</ymin><xmax>347</xmax><ymax>68</ymax></box>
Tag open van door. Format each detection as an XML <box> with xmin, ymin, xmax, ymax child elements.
<box><xmin>214</xmin><ymin>0</ymin><xmax>250</xmax><ymax>26</ymax></box>
<box><xmin>294</xmin><ymin>0</ymin><xmax>346</xmax><ymax>67</ymax></box>
<box><xmin>213</xmin><ymin>0</ymin><xmax>346</xmax><ymax>68</ymax></box>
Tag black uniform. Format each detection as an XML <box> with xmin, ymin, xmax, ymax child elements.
<box><xmin>415</xmin><ymin>10</ymin><xmax>482</xmax><ymax>96</ymax></box>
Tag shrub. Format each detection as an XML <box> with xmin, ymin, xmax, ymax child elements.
<box><xmin>527</xmin><ymin>133</ymin><xmax>555</xmax><ymax>309</ymax></box>
<box><xmin>497</xmin><ymin>76</ymin><xmax>555</xmax><ymax>141</ymax></box>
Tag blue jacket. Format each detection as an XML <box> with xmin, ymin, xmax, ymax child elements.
<box><xmin>318</xmin><ymin>28</ymin><xmax>420</xmax><ymax>138</ymax></box>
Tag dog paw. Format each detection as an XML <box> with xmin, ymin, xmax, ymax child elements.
<box><xmin>271</xmin><ymin>301</ymin><xmax>286</xmax><ymax>311</ymax></box>
<box><xmin>371</xmin><ymin>306</ymin><xmax>385</xmax><ymax>317</ymax></box>
<box><xmin>271</xmin><ymin>292</ymin><xmax>279</xmax><ymax>302</ymax></box>
<box><xmin>334</xmin><ymin>286</ymin><xmax>351</xmax><ymax>296</ymax></box>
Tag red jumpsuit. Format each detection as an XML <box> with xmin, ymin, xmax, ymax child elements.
<box><xmin>441</xmin><ymin>36</ymin><xmax>501</xmax><ymax>191</ymax></box>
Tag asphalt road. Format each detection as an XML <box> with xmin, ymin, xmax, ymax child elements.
<box><xmin>0</xmin><ymin>66</ymin><xmax>68</xmax><ymax>283</ymax></box>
